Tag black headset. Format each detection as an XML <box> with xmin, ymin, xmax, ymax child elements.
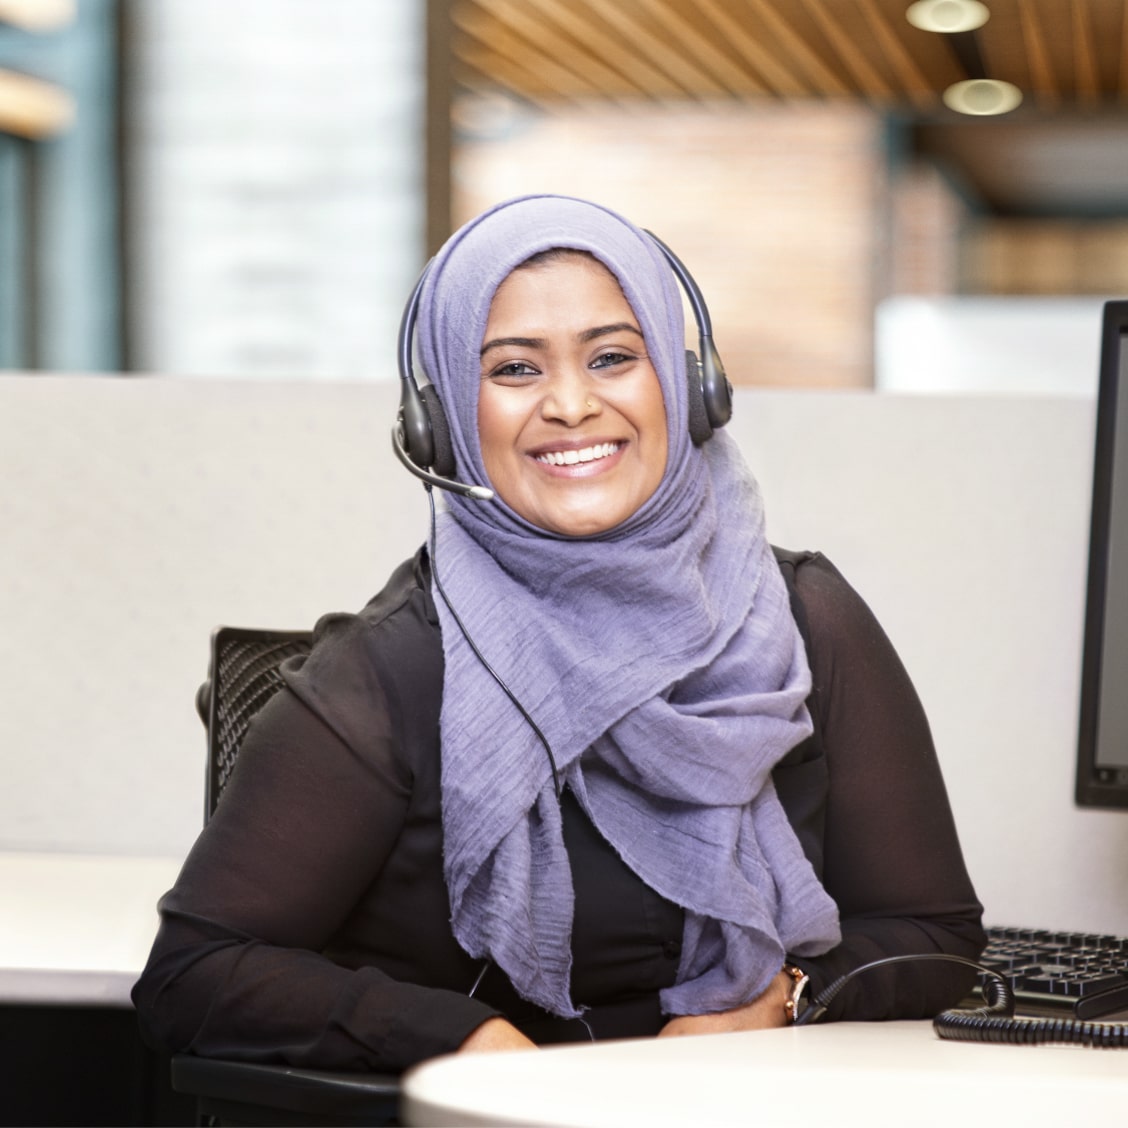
<box><xmin>391</xmin><ymin>230</ymin><xmax>733</xmax><ymax>500</ymax></box>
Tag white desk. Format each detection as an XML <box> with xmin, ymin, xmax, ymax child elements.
<box><xmin>402</xmin><ymin>1019</ymin><xmax>1128</xmax><ymax>1127</ymax></box>
<box><xmin>0</xmin><ymin>852</ymin><xmax>183</xmax><ymax>1006</ymax></box>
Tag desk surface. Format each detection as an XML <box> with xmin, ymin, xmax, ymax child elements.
<box><xmin>402</xmin><ymin>1019</ymin><xmax>1128</xmax><ymax>1127</ymax></box>
<box><xmin>0</xmin><ymin>852</ymin><xmax>182</xmax><ymax>1006</ymax></box>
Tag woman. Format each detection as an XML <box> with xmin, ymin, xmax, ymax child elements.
<box><xmin>133</xmin><ymin>195</ymin><xmax>985</xmax><ymax>1070</ymax></box>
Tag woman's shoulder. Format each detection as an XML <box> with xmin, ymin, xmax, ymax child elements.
<box><xmin>771</xmin><ymin>545</ymin><xmax>902</xmax><ymax>676</ymax></box>
<box><xmin>771</xmin><ymin>545</ymin><xmax>835</xmax><ymax>584</ymax></box>
<box><xmin>308</xmin><ymin>548</ymin><xmax>437</xmax><ymax>658</ymax></box>
<box><xmin>283</xmin><ymin>547</ymin><xmax>442</xmax><ymax>733</ymax></box>
<box><xmin>771</xmin><ymin>545</ymin><xmax>845</xmax><ymax>617</ymax></box>
<box><xmin>360</xmin><ymin>547</ymin><xmax>438</xmax><ymax>626</ymax></box>
<box><xmin>771</xmin><ymin>545</ymin><xmax>887</xmax><ymax>656</ymax></box>
<box><xmin>772</xmin><ymin>544</ymin><xmax>866</xmax><ymax>599</ymax></box>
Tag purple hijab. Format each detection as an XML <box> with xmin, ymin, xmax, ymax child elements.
<box><xmin>416</xmin><ymin>195</ymin><xmax>839</xmax><ymax>1018</ymax></box>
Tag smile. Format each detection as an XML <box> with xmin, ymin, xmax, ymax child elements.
<box><xmin>534</xmin><ymin>442</ymin><xmax>621</xmax><ymax>467</ymax></box>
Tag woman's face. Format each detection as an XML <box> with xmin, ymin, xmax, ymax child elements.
<box><xmin>477</xmin><ymin>254</ymin><xmax>669</xmax><ymax>537</ymax></box>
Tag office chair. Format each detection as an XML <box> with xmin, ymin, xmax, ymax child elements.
<box><xmin>170</xmin><ymin>626</ymin><xmax>402</xmax><ymax>1127</ymax></box>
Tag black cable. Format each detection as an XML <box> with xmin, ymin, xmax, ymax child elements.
<box><xmin>795</xmin><ymin>953</ymin><xmax>1010</xmax><ymax>1025</ymax></box>
<box><xmin>426</xmin><ymin>487</ymin><xmax>564</xmax><ymax>797</ymax></box>
<box><xmin>796</xmin><ymin>951</ymin><xmax>1128</xmax><ymax>1048</ymax></box>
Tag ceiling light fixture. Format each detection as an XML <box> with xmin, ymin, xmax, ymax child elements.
<box><xmin>906</xmin><ymin>1</ymin><xmax>1021</xmax><ymax>116</ymax></box>
<box><xmin>942</xmin><ymin>77</ymin><xmax>1023</xmax><ymax>115</ymax></box>
<box><xmin>906</xmin><ymin>0</ymin><xmax>990</xmax><ymax>33</ymax></box>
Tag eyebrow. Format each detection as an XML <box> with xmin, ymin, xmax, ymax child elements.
<box><xmin>480</xmin><ymin>335</ymin><xmax>545</xmax><ymax>356</ymax></box>
<box><xmin>580</xmin><ymin>322</ymin><xmax>644</xmax><ymax>344</ymax></box>
<box><xmin>480</xmin><ymin>322</ymin><xmax>643</xmax><ymax>357</ymax></box>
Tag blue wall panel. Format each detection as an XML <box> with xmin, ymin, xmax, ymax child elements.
<box><xmin>0</xmin><ymin>0</ymin><xmax>120</xmax><ymax>371</ymax></box>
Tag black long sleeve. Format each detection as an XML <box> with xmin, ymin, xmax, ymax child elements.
<box><xmin>132</xmin><ymin>549</ymin><xmax>985</xmax><ymax>1070</ymax></box>
<box><xmin>784</xmin><ymin>552</ymin><xmax>986</xmax><ymax>1017</ymax></box>
<box><xmin>131</xmin><ymin>558</ymin><xmax>503</xmax><ymax>1071</ymax></box>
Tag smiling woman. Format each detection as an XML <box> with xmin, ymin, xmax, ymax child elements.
<box><xmin>477</xmin><ymin>250</ymin><xmax>668</xmax><ymax>537</ymax></box>
<box><xmin>133</xmin><ymin>194</ymin><xmax>987</xmax><ymax>1074</ymax></box>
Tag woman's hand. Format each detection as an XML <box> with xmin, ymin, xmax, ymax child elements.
<box><xmin>459</xmin><ymin>1017</ymin><xmax>538</xmax><ymax>1053</ymax></box>
<box><xmin>657</xmin><ymin>969</ymin><xmax>792</xmax><ymax>1038</ymax></box>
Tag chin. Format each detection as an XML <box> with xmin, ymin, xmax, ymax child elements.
<box><xmin>540</xmin><ymin>508</ymin><xmax>630</xmax><ymax>538</ymax></box>
<box><xmin>528</xmin><ymin>485</ymin><xmax>657</xmax><ymax>537</ymax></box>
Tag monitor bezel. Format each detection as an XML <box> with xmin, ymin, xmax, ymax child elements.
<box><xmin>1076</xmin><ymin>299</ymin><xmax>1128</xmax><ymax>808</ymax></box>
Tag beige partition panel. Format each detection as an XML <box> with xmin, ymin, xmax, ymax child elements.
<box><xmin>3</xmin><ymin>374</ymin><xmax>1125</xmax><ymax>937</ymax></box>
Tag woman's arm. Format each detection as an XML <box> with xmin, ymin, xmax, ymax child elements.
<box><xmin>132</xmin><ymin>616</ymin><xmax>502</xmax><ymax>1073</ymax></box>
<box><xmin>656</xmin><ymin>969</ymin><xmax>792</xmax><ymax>1036</ymax></box>
<box><xmin>790</xmin><ymin>553</ymin><xmax>987</xmax><ymax>1020</ymax></box>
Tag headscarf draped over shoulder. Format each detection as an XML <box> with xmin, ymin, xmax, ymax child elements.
<box><xmin>416</xmin><ymin>194</ymin><xmax>839</xmax><ymax>1018</ymax></box>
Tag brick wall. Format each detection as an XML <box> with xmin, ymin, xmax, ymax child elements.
<box><xmin>454</xmin><ymin>101</ymin><xmax>888</xmax><ymax>389</ymax></box>
<box><xmin>964</xmin><ymin>219</ymin><xmax>1128</xmax><ymax>295</ymax></box>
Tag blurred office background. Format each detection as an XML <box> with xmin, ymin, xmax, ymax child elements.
<box><xmin>1</xmin><ymin>0</ymin><xmax>1126</xmax><ymax>388</ymax></box>
<box><xmin>2</xmin><ymin>8</ymin><xmax>1126</xmax><ymax>1122</ymax></box>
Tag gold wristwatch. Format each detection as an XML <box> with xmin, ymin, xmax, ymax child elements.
<box><xmin>782</xmin><ymin>963</ymin><xmax>810</xmax><ymax>1024</ymax></box>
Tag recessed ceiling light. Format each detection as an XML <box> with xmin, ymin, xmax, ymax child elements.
<box><xmin>906</xmin><ymin>0</ymin><xmax>990</xmax><ymax>34</ymax></box>
<box><xmin>942</xmin><ymin>78</ymin><xmax>1023</xmax><ymax>115</ymax></box>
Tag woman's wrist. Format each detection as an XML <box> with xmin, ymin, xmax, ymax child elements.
<box><xmin>459</xmin><ymin>1017</ymin><xmax>538</xmax><ymax>1053</ymax></box>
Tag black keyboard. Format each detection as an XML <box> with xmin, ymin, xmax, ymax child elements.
<box><xmin>978</xmin><ymin>926</ymin><xmax>1128</xmax><ymax>1019</ymax></box>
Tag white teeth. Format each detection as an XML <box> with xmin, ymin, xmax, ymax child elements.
<box><xmin>536</xmin><ymin>442</ymin><xmax>620</xmax><ymax>467</ymax></box>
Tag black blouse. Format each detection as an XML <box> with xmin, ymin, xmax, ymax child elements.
<box><xmin>132</xmin><ymin>548</ymin><xmax>986</xmax><ymax>1072</ymax></box>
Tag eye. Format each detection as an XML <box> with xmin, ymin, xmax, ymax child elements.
<box><xmin>484</xmin><ymin>359</ymin><xmax>541</xmax><ymax>384</ymax></box>
<box><xmin>590</xmin><ymin>349</ymin><xmax>638</xmax><ymax>372</ymax></box>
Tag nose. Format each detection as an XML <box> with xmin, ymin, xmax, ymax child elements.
<box><xmin>540</xmin><ymin>368</ymin><xmax>601</xmax><ymax>426</ymax></box>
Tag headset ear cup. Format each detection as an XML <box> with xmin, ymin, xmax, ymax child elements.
<box><xmin>705</xmin><ymin>382</ymin><xmax>734</xmax><ymax>432</ymax></box>
<box><xmin>701</xmin><ymin>350</ymin><xmax>734</xmax><ymax>434</ymax></box>
<box><xmin>685</xmin><ymin>350</ymin><xmax>713</xmax><ymax>446</ymax></box>
<box><xmin>420</xmin><ymin>383</ymin><xmax>456</xmax><ymax>478</ymax></box>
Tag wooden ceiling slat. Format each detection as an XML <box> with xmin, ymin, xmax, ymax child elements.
<box><xmin>745</xmin><ymin>0</ymin><xmax>851</xmax><ymax>95</ymax></box>
<box><xmin>694</xmin><ymin>0</ymin><xmax>811</xmax><ymax>95</ymax></box>
<box><xmin>855</xmin><ymin>0</ymin><xmax>938</xmax><ymax>108</ymax></box>
<box><xmin>1122</xmin><ymin>0</ymin><xmax>1128</xmax><ymax>97</ymax></box>
<box><xmin>453</xmin><ymin>44</ymin><xmax>579</xmax><ymax>106</ymax></box>
<box><xmin>974</xmin><ymin>0</ymin><xmax>1025</xmax><ymax>89</ymax></box>
<box><xmin>637</xmin><ymin>0</ymin><xmax>770</xmax><ymax>96</ymax></box>
<box><xmin>798</xmin><ymin>0</ymin><xmax>896</xmax><ymax>100</ymax></box>
<box><xmin>531</xmin><ymin>0</ymin><xmax>690</xmax><ymax>97</ymax></box>
<box><xmin>1019</xmin><ymin>1</ymin><xmax>1061</xmax><ymax>108</ymax></box>
<box><xmin>1072</xmin><ymin>0</ymin><xmax>1102</xmax><ymax>105</ymax></box>
<box><xmin>453</xmin><ymin>6</ymin><xmax>599</xmax><ymax>102</ymax></box>
<box><xmin>453</xmin><ymin>0</ymin><xmax>1128</xmax><ymax>110</ymax></box>
<box><xmin>580</xmin><ymin>0</ymin><xmax>731</xmax><ymax>98</ymax></box>
<box><xmin>458</xmin><ymin>0</ymin><xmax>648</xmax><ymax>99</ymax></box>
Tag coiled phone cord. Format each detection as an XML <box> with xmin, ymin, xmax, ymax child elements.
<box><xmin>796</xmin><ymin>952</ymin><xmax>1128</xmax><ymax>1047</ymax></box>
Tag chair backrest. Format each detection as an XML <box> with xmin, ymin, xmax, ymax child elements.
<box><xmin>198</xmin><ymin>626</ymin><xmax>313</xmax><ymax>822</ymax></box>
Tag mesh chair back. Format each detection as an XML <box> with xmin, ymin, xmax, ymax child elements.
<box><xmin>201</xmin><ymin>626</ymin><xmax>312</xmax><ymax>821</ymax></box>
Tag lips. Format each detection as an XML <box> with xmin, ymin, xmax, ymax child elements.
<box><xmin>534</xmin><ymin>441</ymin><xmax>622</xmax><ymax>467</ymax></box>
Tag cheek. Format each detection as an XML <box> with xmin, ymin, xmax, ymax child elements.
<box><xmin>477</xmin><ymin>387</ymin><xmax>522</xmax><ymax>473</ymax></box>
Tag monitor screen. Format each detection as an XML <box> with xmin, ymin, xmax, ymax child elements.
<box><xmin>1077</xmin><ymin>300</ymin><xmax>1128</xmax><ymax>808</ymax></box>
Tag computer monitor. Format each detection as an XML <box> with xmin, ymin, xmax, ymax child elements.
<box><xmin>1077</xmin><ymin>300</ymin><xmax>1128</xmax><ymax>808</ymax></box>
